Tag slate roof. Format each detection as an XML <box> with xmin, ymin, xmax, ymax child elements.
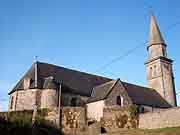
<box><xmin>122</xmin><ymin>82</ymin><xmax>171</xmax><ymax>108</ymax></box>
<box><xmin>88</xmin><ymin>80</ymin><xmax>118</xmax><ymax>103</ymax></box>
<box><xmin>148</xmin><ymin>14</ymin><xmax>165</xmax><ymax>47</ymax></box>
<box><xmin>88</xmin><ymin>79</ymin><xmax>171</xmax><ymax>108</ymax></box>
<box><xmin>9</xmin><ymin>61</ymin><xmax>171</xmax><ymax>108</ymax></box>
<box><xmin>9</xmin><ymin>62</ymin><xmax>111</xmax><ymax>96</ymax></box>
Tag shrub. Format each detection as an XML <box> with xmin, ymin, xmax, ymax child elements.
<box><xmin>37</xmin><ymin>108</ymin><xmax>49</xmax><ymax>117</ymax></box>
<box><xmin>7</xmin><ymin>112</ymin><xmax>32</xmax><ymax>127</ymax></box>
<box><xmin>35</xmin><ymin>109</ymin><xmax>59</xmax><ymax>131</ymax></box>
<box><xmin>0</xmin><ymin>111</ymin><xmax>62</xmax><ymax>135</ymax></box>
<box><xmin>128</xmin><ymin>104</ymin><xmax>138</xmax><ymax>117</ymax></box>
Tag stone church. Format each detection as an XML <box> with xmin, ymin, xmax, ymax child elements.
<box><xmin>8</xmin><ymin>15</ymin><xmax>177</xmax><ymax>121</ymax></box>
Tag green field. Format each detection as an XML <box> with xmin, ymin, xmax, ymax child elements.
<box><xmin>103</xmin><ymin>127</ymin><xmax>180</xmax><ymax>135</ymax></box>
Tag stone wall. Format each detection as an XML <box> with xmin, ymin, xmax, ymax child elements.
<box><xmin>45</xmin><ymin>107</ymin><xmax>87</xmax><ymax>135</ymax></box>
<box><xmin>40</xmin><ymin>89</ymin><xmax>58</xmax><ymax>108</ymax></box>
<box><xmin>62</xmin><ymin>107</ymin><xmax>86</xmax><ymax>134</ymax></box>
<box><xmin>43</xmin><ymin>108</ymin><xmax>59</xmax><ymax>126</ymax></box>
<box><xmin>101</xmin><ymin>106</ymin><xmax>138</xmax><ymax>133</ymax></box>
<box><xmin>146</xmin><ymin>55</ymin><xmax>177</xmax><ymax>107</ymax></box>
<box><xmin>3</xmin><ymin>107</ymin><xmax>87</xmax><ymax>134</ymax></box>
<box><xmin>87</xmin><ymin>122</ymin><xmax>101</xmax><ymax>135</ymax></box>
<box><xmin>9</xmin><ymin>89</ymin><xmax>89</xmax><ymax>111</ymax></box>
<box><xmin>9</xmin><ymin>89</ymin><xmax>40</xmax><ymax>111</ymax></box>
<box><xmin>105</xmin><ymin>82</ymin><xmax>132</xmax><ymax>106</ymax></box>
<box><xmin>139</xmin><ymin>107</ymin><xmax>180</xmax><ymax>129</ymax></box>
<box><xmin>9</xmin><ymin>89</ymin><xmax>59</xmax><ymax>111</ymax></box>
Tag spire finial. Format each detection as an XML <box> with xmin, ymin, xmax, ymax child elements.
<box><xmin>149</xmin><ymin>5</ymin><xmax>154</xmax><ymax>15</ymax></box>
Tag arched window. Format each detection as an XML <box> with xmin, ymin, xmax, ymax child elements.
<box><xmin>117</xmin><ymin>96</ymin><xmax>123</xmax><ymax>107</ymax></box>
<box><xmin>150</xmin><ymin>65</ymin><xmax>157</xmax><ymax>78</ymax></box>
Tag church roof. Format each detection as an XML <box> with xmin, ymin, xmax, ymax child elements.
<box><xmin>9</xmin><ymin>61</ymin><xmax>171</xmax><ymax>108</ymax></box>
<box><xmin>123</xmin><ymin>82</ymin><xmax>171</xmax><ymax>108</ymax></box>
<box><xmin>148</xmin><ymin>14</ymin><xmax>165</xmax><ymax>47</ymax></box>
<box><xmin>88</xmin><ymin>79</ymin><xmax>171</xmax><ymax>108</ymax></box>
<box><xmin>88</xmin><ymin>79</ymin><xmax>118</xmax><ymax>102</ymax></box>
<box><xmin>9</xmin><ymin>62</ymin><xmax>111</xmax><ymax>96</ymax></box>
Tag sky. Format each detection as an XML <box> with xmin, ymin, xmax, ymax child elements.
<box><xmin>0</xmin><ymin>0</ymin><xmax>180</xmax><ymax>111</ymax></box>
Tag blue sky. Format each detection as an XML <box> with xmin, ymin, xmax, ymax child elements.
<box><xmin>0</xmin><ymin>0</ymin><xmax>180</xmax><ymax>111</ymax></box>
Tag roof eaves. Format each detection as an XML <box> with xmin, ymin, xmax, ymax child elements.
<box><xmin>9</xmin><ymin>62</ymin><xmax>37</xmax><ymax>95</ymax></box>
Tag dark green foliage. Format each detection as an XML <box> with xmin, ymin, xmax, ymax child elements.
<box><xmin>36</xmin><ymin>109</ymin><xmax>58</xmax><ymax>130</ymax></box>
<box><xmin>7</xmin><ymin>112</ymin><xmax>32</xmax><ymax>127</ymax></box>
<box><xmin>128</xmin><ymin>104</ymin><xmax>138</xmax><ymax>116</ymax></box>
<box><xmin>37</xmin><ymin>108</ymin><xmax>48</xmax><ymax>116</ymax></box>
<box><xmin>0</xmin><ymin>116</ymin><xmax>32</xmax><ymax>135</ymax></box>
<box><xmin>0</xmin><ymin>111</ymin><xmax>62</xmax><ymax>135</ymax></box>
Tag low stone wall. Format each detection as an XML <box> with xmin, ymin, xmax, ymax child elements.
<box><xmin>61</xmin><ymin>107</ymin><xmax>86</xmax><ymax>134</ymax></box>
<box><xmin>44</xmin><ymin>107</ymin><xmax>87</xmax><ymax>135</ymax></box>
<box><xmin>101</xmin><ymin>106</ymin><xmax>138</xmax><ymax>132</ymax></box>
<box><xmin>139</xmin><ymin>107</ymin><xmax>180</xmax><ymax>129</ymax></box>
<box><xmin>44</xmin><ymin>108</ymin><xmax>59</xmax><ymax>126</ymax></box>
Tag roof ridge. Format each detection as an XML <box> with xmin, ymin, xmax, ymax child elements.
<box><xmin>122</xmin><ymin>81</ymin><xmax>155</xmax><ymax>91</ymax></box>
<box><xmin>37</xmin><ymin>61</ymin><xmax>112</xmax><ymax>80</ymax></box>
<box><xmin>93</xmin><ymin>79</ymin><xmax>116</xmax><ymax>89</ymax></box>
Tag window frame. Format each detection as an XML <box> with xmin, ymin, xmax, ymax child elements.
<box><xmin>117</xmin><ymin>95</ymin><xmax>123</xmax><ymax>107</ymax></box>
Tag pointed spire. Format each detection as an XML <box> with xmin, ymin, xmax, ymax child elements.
<box><xmin>148</xmin><ymin>14</ymin><xmax>165</xmax><ymax>47</ymax></box>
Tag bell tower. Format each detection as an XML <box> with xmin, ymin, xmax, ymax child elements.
<box><xmin>145</xmin><ymin>14</ymin><xmax>177</xmax><ymax>107</ymax></box>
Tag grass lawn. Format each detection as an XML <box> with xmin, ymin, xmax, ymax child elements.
<box><xmin>103</xmin><ymin>127</ymin><xmax>180</xmax><ymax>135</ymax></box>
